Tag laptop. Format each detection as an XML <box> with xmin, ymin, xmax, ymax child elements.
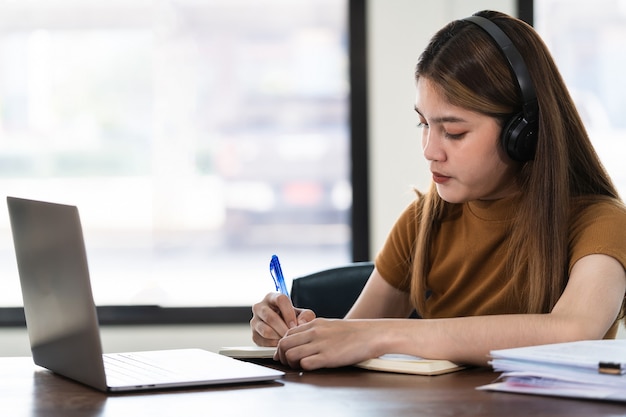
<box><xmin>6</xmin><ymin>196</ymin><xmax>284</xmax><ymax>392</ymax></box>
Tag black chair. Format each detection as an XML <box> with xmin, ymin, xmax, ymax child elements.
<box><xmin>290</xmin><ymin>262</ymin><xmax>374</xmax><ymax>318</ymax></box>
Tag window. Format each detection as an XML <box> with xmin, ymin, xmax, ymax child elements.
<box><xmin>0</xmin><ymin>0</ymin><xmax>354</xmax><ymax>313</ymax></box>
<box><xmin>535</xmin><ymin>0</ymin><xmax>626</xmax><ymax>199</ymax></box>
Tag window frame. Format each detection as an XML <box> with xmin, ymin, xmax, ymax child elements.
<box><xmin>518</xmin><ymin>0</ymin><xmax>534</xmax><ymax>25</ymax></box>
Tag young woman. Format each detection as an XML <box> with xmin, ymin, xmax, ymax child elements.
<box><xmin>250</xmin><ymin>10</ymin><xmax>626</xmax><ymax>370</ymax></box>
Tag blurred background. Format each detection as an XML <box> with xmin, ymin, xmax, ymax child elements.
<box><xmin>0</xmin><ymin>0</ymin><xmax>351</xmax><ymax>307</ymax></box>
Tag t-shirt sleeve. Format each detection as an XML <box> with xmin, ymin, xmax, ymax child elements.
<box><xmin>374</xmin><ymin>199</ymin><xmax>421</xmax><ymax>293</ymax></box>
<box><xmin>569</xmin><ymin>199</ymin><xmax>626</xmax><ymax>273</ymax></box>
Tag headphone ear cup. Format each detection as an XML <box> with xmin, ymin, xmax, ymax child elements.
<box><xmin>501</xmin><ymin>112</ymin><xmax>538</xmax><ymax>162</ymax></box>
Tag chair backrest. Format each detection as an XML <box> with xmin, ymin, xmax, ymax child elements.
<box><xmin>290</xmin><ymin>262</ymin><xmax>374</xmax><ymax>318</ymax></box>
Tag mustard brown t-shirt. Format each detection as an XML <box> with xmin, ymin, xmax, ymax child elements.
<box><xmin>375</xmin><ymin>194</ymin><xmax>626</xmax><ymax>336</ymax></box>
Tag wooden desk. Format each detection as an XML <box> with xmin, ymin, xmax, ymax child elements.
<box><xmin>2</xmin><ymin>356</ymin><xmax>624</xmax><ymax>417</ymax></box>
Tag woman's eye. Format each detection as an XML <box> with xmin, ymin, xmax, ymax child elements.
<box><xmin>445</xmin><ymin>131</ymin><xmax>465</xmax><ymax>140</ymax></box>
<box><xmin>417</xmin><ymin>122</ymin><xmax>429</xmax><ymax>129</ymax></box>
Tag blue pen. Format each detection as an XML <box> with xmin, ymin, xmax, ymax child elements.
<box><xmin>270</xmin><ymin>254</ymin><xmax>290</xmax><ymax>297</ymax></box>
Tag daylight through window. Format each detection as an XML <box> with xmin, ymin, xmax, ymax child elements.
<box><xmin>0</xmin><ymin>0</ymin><xmax>351</xmax><ymax>307</ymax></box>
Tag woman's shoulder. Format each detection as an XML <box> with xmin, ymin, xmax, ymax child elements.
<box><xmin>569</xmin><ymin>195</ymin><xmax>626</xmax><ymax>243</ymax></box>
<box><xmin>570</xmin><ymin>195</ymin><xmax>626</xmax><ymax>220</ymax></box>
<box><xmin>569</xmin><ymin>195</ymin><xmax>626</xmax><ymax>270</ymax></box>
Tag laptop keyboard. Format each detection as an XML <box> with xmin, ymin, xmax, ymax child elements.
<box><xmin>103</xmin><ymin>352</ymin><xmax>188</xmax><ymax>386</ymax></box>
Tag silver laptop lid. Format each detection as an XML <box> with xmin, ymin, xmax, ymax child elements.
<box><xmin>7</xmin><ymin>196</ymin><xmax>108</xmax><ymax>391</ymax></box>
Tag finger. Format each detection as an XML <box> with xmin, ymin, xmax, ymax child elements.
<box><xmin>250</xmin><ymin>293</ymin><xmax>296</xmax><ymax>338</ymax></box>
<box><xmin>274</xmin><ymin>294</ymin><xmax>298</xmax><ymax>329</ymax></box>
<box><xmin>275</xmin><ymin>322</ymin><xmax>310</xmax><ymax>365</ymax></box>
<box><xmin>250</xmin><ymin>312</ymin><xmax>282</xmax><ymax>346</ymax></box>
<box><xmin>251</xmin><ymin>324</ymin><xmax>279</xmax><ymax>347</ymax></box>
<box><xmin>296</xmin><ymin>308</ymin><xmax>316</xmax><ymax>325</ymax></box>
<box><xmin>298</xmin><ymin>353</ymin><xmax>327</xmax><ymax>371</ymax></box>
<box><xmin>277</xmin><ymin>331</ymin><xmax>319</xmax><ymax>369</ymax></box>
<box><xmin>251</xmin><ymin>295</ymin><xmax>290</xmax><ymax>339</ymax></box>
<box><xmin>275</xmin><ymin>340</ymin><xmax>299</xmax><ymax>368</ymax></box>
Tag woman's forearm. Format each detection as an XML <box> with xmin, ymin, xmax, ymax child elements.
<box><xmin>374</xmin><ymin>312</ymin><xmax>611</xmax><ymax>366</ymax></box>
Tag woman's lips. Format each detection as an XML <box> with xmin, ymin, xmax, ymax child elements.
<box><xmin>432</xmin><ymin>172</ymin><xmax>451</xmax><ymax>184</ymax></box>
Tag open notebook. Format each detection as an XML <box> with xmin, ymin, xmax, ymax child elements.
<box><xmin>219</xmin><ymin>346</ymin><xmax>464</xmax><ymax>376</ymax></box>
<box><xmin>7</xmin><ymin>196</ymin><xmax>284</xmax><ymax>392</ymax></box>
<box><xmin>356</xmin><ymin>354</ymin><xmax>463</xmax><ymax>376</ymax></box>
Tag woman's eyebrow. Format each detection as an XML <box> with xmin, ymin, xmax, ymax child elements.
<box><xmin>413</xmin><ymin>105</ymin><xmax>468</xmax><ymax>124</ymax></box>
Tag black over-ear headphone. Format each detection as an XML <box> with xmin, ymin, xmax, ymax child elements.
<box><xmin>463</xmin><ymin>15</ymin><xmax>539</xmax><ymax>162</ymax></box>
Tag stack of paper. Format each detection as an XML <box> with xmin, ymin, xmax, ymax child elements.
<box><xmin>477</xmin><ymin>339</ymin><xmax>626</xmax><ymax>402</ymax></box>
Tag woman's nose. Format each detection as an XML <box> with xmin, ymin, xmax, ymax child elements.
<box><xmin>422</xmin><ymin>132</ymin><xmax>445</xmax><ymax>162</ymax></box>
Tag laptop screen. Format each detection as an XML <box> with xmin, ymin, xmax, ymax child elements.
<box><xmin>7</xmin><ymin>197</ymin><xmax>108</xmax><ymax>390</ymax></box>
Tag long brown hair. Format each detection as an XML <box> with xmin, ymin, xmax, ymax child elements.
<box><xmin>411</xmin><ymin>10</ymin><xmax>622</xmax><ymax>317</ymax></box>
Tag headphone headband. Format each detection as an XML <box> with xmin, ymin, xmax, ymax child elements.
<box><xmin>462</xmin><ymin>16</ymin><xmax>538</xmax><ymax>122</ymax></box>
<box><xmin>462</xmin><ymin>15</ymin><xmax>539</xmax><ymax>161</ymax></box>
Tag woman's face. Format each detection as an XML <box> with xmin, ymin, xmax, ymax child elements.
<box><xmin>415</xmin><ymin>77</ymin><xmax>521</xmax><ymax>203</ymax></box>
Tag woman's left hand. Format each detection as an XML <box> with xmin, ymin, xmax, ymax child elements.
<box><xmin>274</xmin><ymin>318</ymin><xmax>380</xmax><ymax>370</ymax></box>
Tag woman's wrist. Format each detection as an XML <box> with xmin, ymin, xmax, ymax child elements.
<box><xmin>366</xmin><ymin>318</ymin><xmax>419</xmax><ymax>358</ymax></box>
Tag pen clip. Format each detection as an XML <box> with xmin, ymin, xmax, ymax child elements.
<box><xmin>270</xmin><ymin>254</ymin><xmax>290</xmax><ymax>297</ymax></box>
<box><xmin>599</xmin><ymin>361</ymin><xmax>624</xmax><ymax>375</ymax></box>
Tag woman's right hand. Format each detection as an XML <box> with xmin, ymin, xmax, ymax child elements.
<box><xmin>250</xmin><ymin>292</ymin><xmax>316</xmax><ymax>347</ymax></box>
